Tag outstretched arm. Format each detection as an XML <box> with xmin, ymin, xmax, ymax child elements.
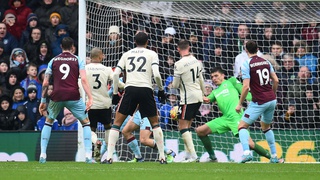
<box><xmin>80</xmin><ymin>69</ymin><xmax>93</xmax><ymax>112</ymax></box>
<box><xmin>39</xmin><ymin>73</ymin><xmax>51</xmax><ymax>116</ymax></box>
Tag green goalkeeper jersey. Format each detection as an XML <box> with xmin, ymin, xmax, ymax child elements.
<box><xmin>207</xmin><ymin>77</ymin><xmax>252</xmax><ymax>119</ymax></box>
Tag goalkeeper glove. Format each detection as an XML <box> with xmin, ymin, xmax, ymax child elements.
<box><xmin>157</xmin><ymin>90</ymin><xmax>166</xmax><ymax>104</ymax></box>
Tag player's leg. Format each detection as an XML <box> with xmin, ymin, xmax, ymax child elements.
<box><xmin>140</xmin><ymin>88</ymin><xmax>166</xmax><ymax>164</ymax></box>
<box><xmin>122</xmin><ymin>114</ymin><xmax>143</xmax><ymax>162</ymax></box>
<box><xmin>248</xmin><ymin>138</ymin><xmax>271</xmax><ymax>159</ymax></box>
<box><xmin>238</xmin><ymin>102</ymin><xmax>262</xmax><ymax>163</ymax></box>
<box><xmin>88</xmin><ymin>109</ymin><xmax>99</xmax><ymax>161</ymax></box>
<box><xmin>99</xmin><ymin>108</ymin><xmax>112</xmax><ymax>158</ymax></box>
<box><xmin>104</xmin><ymin>89</ymin><xmax>135</xmax><ymax>164</ymax></box>
<box><xmin>39</xmin><ymin>101</ymin><xmax>64</xmax><ymax>163</ymax></box>
<box><xmin>261</xmin><ymin>100</ymin><xmax>281</xmax><ymax>163</ymax></box>
<box><xmin>68</xmin><ymin>100</ymin><xmax>95</xmax><ymax>163</ymax></box>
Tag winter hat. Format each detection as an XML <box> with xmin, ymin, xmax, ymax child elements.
<box><xmin>164</xmin><ymin>27</ymin><xmax>176</xmax><ymax>36</ymax></box>
<box><xmin>108</xmin><ymin>25</ymin><xmax>120</xmax><ymax>35</ymax></box>
<box><xmin>37</xmin><ymin>64</ymin><xmax>48</xmax><ymax>82</ymax></box>
<box><xmin>16</xmin><ymin>105</ymin><xmax>27</xmax><ymax>115</ymax></box>
<box><xmin>27</xmin><ymin>13</ymin><xmax>38</xmax><ymax>24</ymax></box>
<box><xmin>11</xmin><ymin>85</ymin><xmax>25</xmax><ymax>97</ymax></box>
<box><xmin>27</xmin><ymin>83</ymin><xmax>37</xmax><ymax>94</ymax></box>
<box><xmin>50</xmin><ymin>12</ymin><xmax>61</xmax><ymax>21</ymax></box>
<box><xmin>4</xmin><ymin>10</ymin><xmax>16</xmax><ymax>19</ymax></box>
<box><xmin>0</xmin><ymin>94</ymin><xmax>12</xmax><ymax>105</ymax></box>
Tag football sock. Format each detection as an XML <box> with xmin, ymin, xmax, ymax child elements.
<box><xmin>127</xmin><ymin>137</ymin><xmax>142</xmax><ymax>159</ymax></box>
<box><xmin>152</xmin><ymin>126</ymin><xmax>165</xmax><ymax>160</ymax></box>
<box><xmin>199</xmin><ymin>135</ymin><xmax>216</xmax><ymax>158</ymax></box>
<box><xmin>252</xmin><ymin>143</ymin><xmax>271</xmax><ymax>159</ymax></box>
<box><xmin>239</xmin><ymin>128</ymin><xmax>250</xmax><ymax>152</ymax></box>
<box><xmin>106</xmin><ymin>126</ymin><xmax>120</xmax><ymax>160</ymax></box>
<box><xmin>40</xmin><ymin>122</ymin><xmax>53</xmax><ymax>158</ymax></box>
<box><xmin>105</xmin><ymin>129</ymin><xmax>110</xmax><ymax>147</ymax></box>
<box><xmin>181</xmin><ymin>130</ymin><xmax>197</xmax><ymax>158</ymax></box>
<box><xmin>83</xmin><ymin>123</ymin><xmax>92</xmax><ymax>159</ymax></box>
<box><xmin>264</xmin><ymin>129</ymin><xmax>277</xmax><ymax>156</ymax></box>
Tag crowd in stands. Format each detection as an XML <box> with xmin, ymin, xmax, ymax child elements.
<box><xmin>0</xmin><ymin>1</ymin><xmax>319</xmax><ymax>131</ymax></box>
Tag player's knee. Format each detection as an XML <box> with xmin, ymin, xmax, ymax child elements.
<box><xmin>195</xmin><ymin>127</ymin><xmax>206</xmax><ymax>137</ymax></box>
<box><xmin>139</xmin><ymin>137</ymin><xmax>148</xmax><ymax>145</ymax></box>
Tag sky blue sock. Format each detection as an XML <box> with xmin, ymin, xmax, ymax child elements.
<box><xmin>264</xmin><ymin>130</ymin><xmax>276</xmax><ymax>155</ymax></box>
<box><xmin>83</xmin><ymin>125</ymin><xmax>92</xmax><ymax>156</ymax></box>
<box><xmin>153</xmin><ymin>140</ymin><xmax>169</xmax><ymax>154</ymax></box>
<box><xmin>239</xmin><ymin>129</ymin><xmax>250</xmax><ymax>151</ymax></box>
<box><xmin>128</xmin><ymin>139</ymin><xmax>142</xmax><ymax>158</ymax></box>
<box><xmin>40</xmin><ymin>124</ymin><xmax>52</xmax><ymax>154</ymax></box>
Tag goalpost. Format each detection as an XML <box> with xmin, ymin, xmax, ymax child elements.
<box><xmin>80</xmin><ymin>0</ymin><xmax>320</xmax><ymax>163</ymax></box>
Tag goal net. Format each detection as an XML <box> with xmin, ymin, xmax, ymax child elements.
<box><xmin>85</xmin><ymin>1</ymin><xmax>320</xmax><ymax>163</ymax></box>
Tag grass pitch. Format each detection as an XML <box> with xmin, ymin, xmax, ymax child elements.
<box><xmin>0</xmin><ymin>161</ymin><xmax>319</xmax><ymax>180</ymax></box>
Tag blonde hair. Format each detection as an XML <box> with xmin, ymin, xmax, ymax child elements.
<box><xmin>262</xmin><ymin>54</ymin><xmax>280</xmax><ymax>71</ymax></box>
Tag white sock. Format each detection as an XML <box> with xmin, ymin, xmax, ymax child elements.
<box><xmin>40</xmin><ymin>153</ymin><xmax>47</xmax><ymax>159</ymax></box>
<box><xmin>243</xmin><ymin>150</ymin><xmax>251</xmax><ymax>156</ymax></box>
<box><xmin>152</xmin><ymin>127</ymin><xmax>165</xmax><ymax>160</ymax></box>
<box><xmin>182</xmin><ymin>131</ymin><xmax>197</xmax><ymax>158</ymax></box>
<box><xmin>105</xmin><ymin>129</ymin><xmax>110</xmax><ymax>145</ymax></box>
<box><xmin>106</xmin><ymin>129</ymin><xmax>119</xmax><ymax>160</ymax></box>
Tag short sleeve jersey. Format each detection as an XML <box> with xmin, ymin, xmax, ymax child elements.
<box><xmin>117</xmin><ymin>47</ymin><xmax>159</xmax><ymax>89</ymax></box>
<box><xmin>241</xmin><ymin>55</ymin><xmax>276</xmax><ymax>104</ymax></box>
<box><xmin>174</xmin><ymin>55</ymin><xmax>203</xmax><ymax>105</ymax></box>
<box><xmin>207</xmin><ymin>78</ymin><xmax>243</xmax><ymax>119</ymax></box>
<box><xmin>46</xmin><ymin>52</ymin><xmax>84</xmax><ymax>101</ymax></box>
<box><xmin>85</xmin><ymin>63</ymin><xmax>113</xmax><ymax>109</ymax></box>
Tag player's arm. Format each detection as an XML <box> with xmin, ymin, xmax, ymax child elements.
<box><xmin>236</xmin><ymin>61</ymin><xmax>250</xmax><ymax>113</ymax></box>
<box><xmin>205</xmin><ymin>90</ymin><xmax>216</xmax><ymax>103</ymax></box>
<box><xmin>172</xmin><ymin>64</ymin><xmax>181</xmax><ymax>89</ymax></box>
<box><xmin>199</xmin><ymin>68</ymin><xmax>205</xmax><ymax>96</ymax></box>
<box><xmin>80</xmin><ymin>69</ymin><xmax>93</xmax><ymax>111</ymax></box>
<box><xmin>152</xmin><ymin>64</ymin><xmax>163</xmax><ymax>91</ymax></box>
<box><xmin>238</xmin><ymin>78</ymin><xmax>250</xmax><ymax>106</ymax></box>
<box><xmin>270</xmin><ymin>72</ymin><xmax>279</xmax><ymax>94</ymax></box>
<box><xmin>39</xmin><ymin>62</ymin><xmax>52</xmax><ymax>115</ymax></box>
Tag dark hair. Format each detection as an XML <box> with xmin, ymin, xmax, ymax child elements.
<box><xmin>134</xmin><ymin>32</ymin><xmax>148</xmax><ymax>46</ymax></box>
<box><xmin>271</xmin><ymin>40</ymin><xmax>282</xmax><ymax>47</ymax></box>
<box><xmin>61</xmin><ymin>37</ymin><xmax>74</xmax><ymax>50</ymax></box>
<box><xmin>177</xmin><ymin>39</ymin><xmax>190</xmax><ymax>50</ymax></box>
<box><xmin>211</xmin><ymin>67</ymin><xmax>225</xmax><ymax>74</ymax></box>
<box><xmin>245</xmin><ymin>40</ymin><xmax>258</xmax><ymax>54</ymax></box>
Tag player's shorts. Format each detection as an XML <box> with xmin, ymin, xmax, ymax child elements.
<box><xmin>120</xmin><ymin>111</ymin><xmax>152</xmax><ymax>131</ymax></box>
<box><xmin>242</xmin><ymin>99</ymin><xmax>277</xmax><ymax>125</ymax></box>
<box><xmin>178</xmin><ymin>102</ymin><xmax>202</xmax><ymax>121</ymax></box>
<box><xmin>206</xmin><ymin>115</ymin><xmax>241</xmax><ymax>136</ymax></box>
<box><xmin>88</xmin><ymin>108</ymin><xmax>112</xmax><ymax>128</ymax></box>
<box><xmin>117</xmin><ymin>86</ymin><xmax>157</xmax><ymax>118</ymax></box>
<box><xmin>47</xmin><ymin>98</ymin><xmax>87</xmax><ymax>121</ymax></box>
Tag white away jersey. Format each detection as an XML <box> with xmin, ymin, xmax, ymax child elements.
<box><xmin>117</xmin><ymin>47</ymin><xmax>159</xmax><ymax>89</ymax></box>
<box><xmin>174</xmin><ymin>55</ymin><xmax>203</xmax><ymax>104</ymax></box>
<box><xmin>85</xmin><ymin>63</ymin><xmax>113</xmax><ymax>109</ymax></box>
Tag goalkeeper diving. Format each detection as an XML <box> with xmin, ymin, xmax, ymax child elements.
<box><xmin>196</xmin><ymin>67</ymin><xmax>284</xmax><ymax>163</ymax></box>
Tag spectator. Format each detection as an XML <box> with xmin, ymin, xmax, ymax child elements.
<box><xmin>103</xmin><ymin>25</ymin><xmax>126</xmax><ymax>67</ymax></box>
<box><xmin>60</xmin><ymin>107</ymin><xmax>78</xmax><ymax>131</ymax></box>
<box><xmin>292</xmin><ymin>41</ymin><xmax>318</xmax><ymax>77</ymax></box>
<box><xmin>13</xmin><ymin>105</ymin><xmax>33</xmax><ymax>130</ymax></box>
<box><xmin>20</xmin><ymin>13</ymin><xmax>39</xmax><ymax>48</ymax></box>
<box><xmin>11</xmin><ymin>85</ymin><xmax>26</xmax><ymax>110</ymax></box>
<box><xmin>287</xmin><ymin>66</ymin><xmax>318</xmax><ymax>100</ymax></box>
<box><xmin>0</xmin><ymin>94</ymin><xmax>16</xmax><ymax>130</ymax></box>
<box><xmin>234</xmin><ymin>40</ymin><xmax>263</xmax><ymax>78</ymax></box>
<box><xmin>257</xmin><ymin>26</ymin><xmax>277</xmax><ymax>54</ymax></box>
<box><xmin>189</xmin><ymin>31</ymin><xmax>204</xmax><ymax>61</ymax></box>
<box><xmin>0</xmin><ymin>41</ymin><xmax>9</xmax><ymax>63</ymax></box>
<box><xmin>229</xmin><ymin>23</ymin><xmax>250</xmax><ymax>58</ymax></box>
<box><xmin>0</xmin><ymin>22</ymin><xmax>19</xmax><ymax>57</ymax></box>
<box><xmin>37</xmin><ymin>64</ymin><xmax>48</xmax><ymax>85</ymax></box>
<box><xmin>9</xmin><ymin>48</ymin><xmax>29</xmax><ymax>81</ymax></box>
<box><xmin>0</xmin><ymin>60</ymin><xmax>9</xmax><ymax>87</ymax></box>
<box><xmin>159</xmin><ymin>54</ymin><xmax>175</xmax><ymax>82</ymax></box>
<box><xmin>51</xmin><ymin>24</ymin><xmax>70</xmax><ymax>56</ymax></box>
<box><xmin>277</xmin><ymin>53</ymin><xmax>300</xmax><ymax>85</ymax></box>
<box><xmin>34</xmin><ymin>0</ymin><xmax>61</xmax><ymax>32</ymax></box>
<box><xmin>59</xmin><ymin>0</ymin><xmax>79</xmax><ymax>43</ymax></box>
<box><xmin>20</xmin><ymin>63</ymin><xmax>42</xmax><ymax>99</ymax></box>
<box><xmin>274</xmin><ymin>100</ymin><xmax>302</xmax><ymax>129</ymax></box>
<box><xmin>274</xmin><ymin>15</ymin><xmax>296</xmax><ymax>52</ymax></box>
<box><xmin>156</xmin><ymin>27</ymin><xmax>178</xmax><ymax>61</ymax></box>
<box><xmin>44</xmin><ymin>12</ymin><xmax>61</xmax><ymax>45</ymax></box>
<box><xmin>5</xmin><ymin>0</ymin><xmax>32</xmax><ymax>31</ymax></box>
<box><xmin>23</xmin><ymin>27</ymin><xmax>43</xmax><ymax>63</ymax></box>
<box><xmin>24</xmin><ymin>83</ymin><xmax>41</xmax><ymax>129</ymax></box>
<box><xmin>159</xmin><ymin>88</ymin><xmax>180</xmax><ymax>130</ymax></box>
<box><xmin>269</xmin><ymin>41</ymin><xmax>287</xmax><ymax>66</ymax></box>
<box><xmin>301</xmin><ymin>20</ymin><xmax>318</xmax><ymax>45</ymax></box>
<box><xmin>37</xmin><ymin>115</ymin><xmax>59</xmax><ymax>131</ymax></box>
<box><xmin>2</xmin><ymin>68</ymin><xmax>20</xmax><ymax>96</ymax></box>
<box><xmin>35</xmin><ymin>40</ymin><xmax>53</xmax><ymax>66</ymax></box>
<box><xmin>297</xmin><ymin>85</ymin><xmax>320</xmax><ymax>129</ymax></box>
<box><xmin>2</xmin><ymin>10</ymin><xmax>23</xmax><ymax>41</ymax></box>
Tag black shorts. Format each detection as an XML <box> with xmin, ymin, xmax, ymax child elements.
<box><xmin>88</xmin><ymin>108</ymin><xmax>112</xmax><ymax>128</ymax></box>
<box><xmin>117</xmin><ymin>86</ymin><xmax>157</xmax><ymax>118</ymax></box>
<box><xmin>178</xmin><ymin>102</ymin><xmax>202</xmax><ymax>120</ymax></box>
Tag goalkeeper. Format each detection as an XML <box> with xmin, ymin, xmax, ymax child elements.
<box><xmin>196</xmin><ymin>67</ymin><xmax>277</xmax><ymax>162</ymax></box>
